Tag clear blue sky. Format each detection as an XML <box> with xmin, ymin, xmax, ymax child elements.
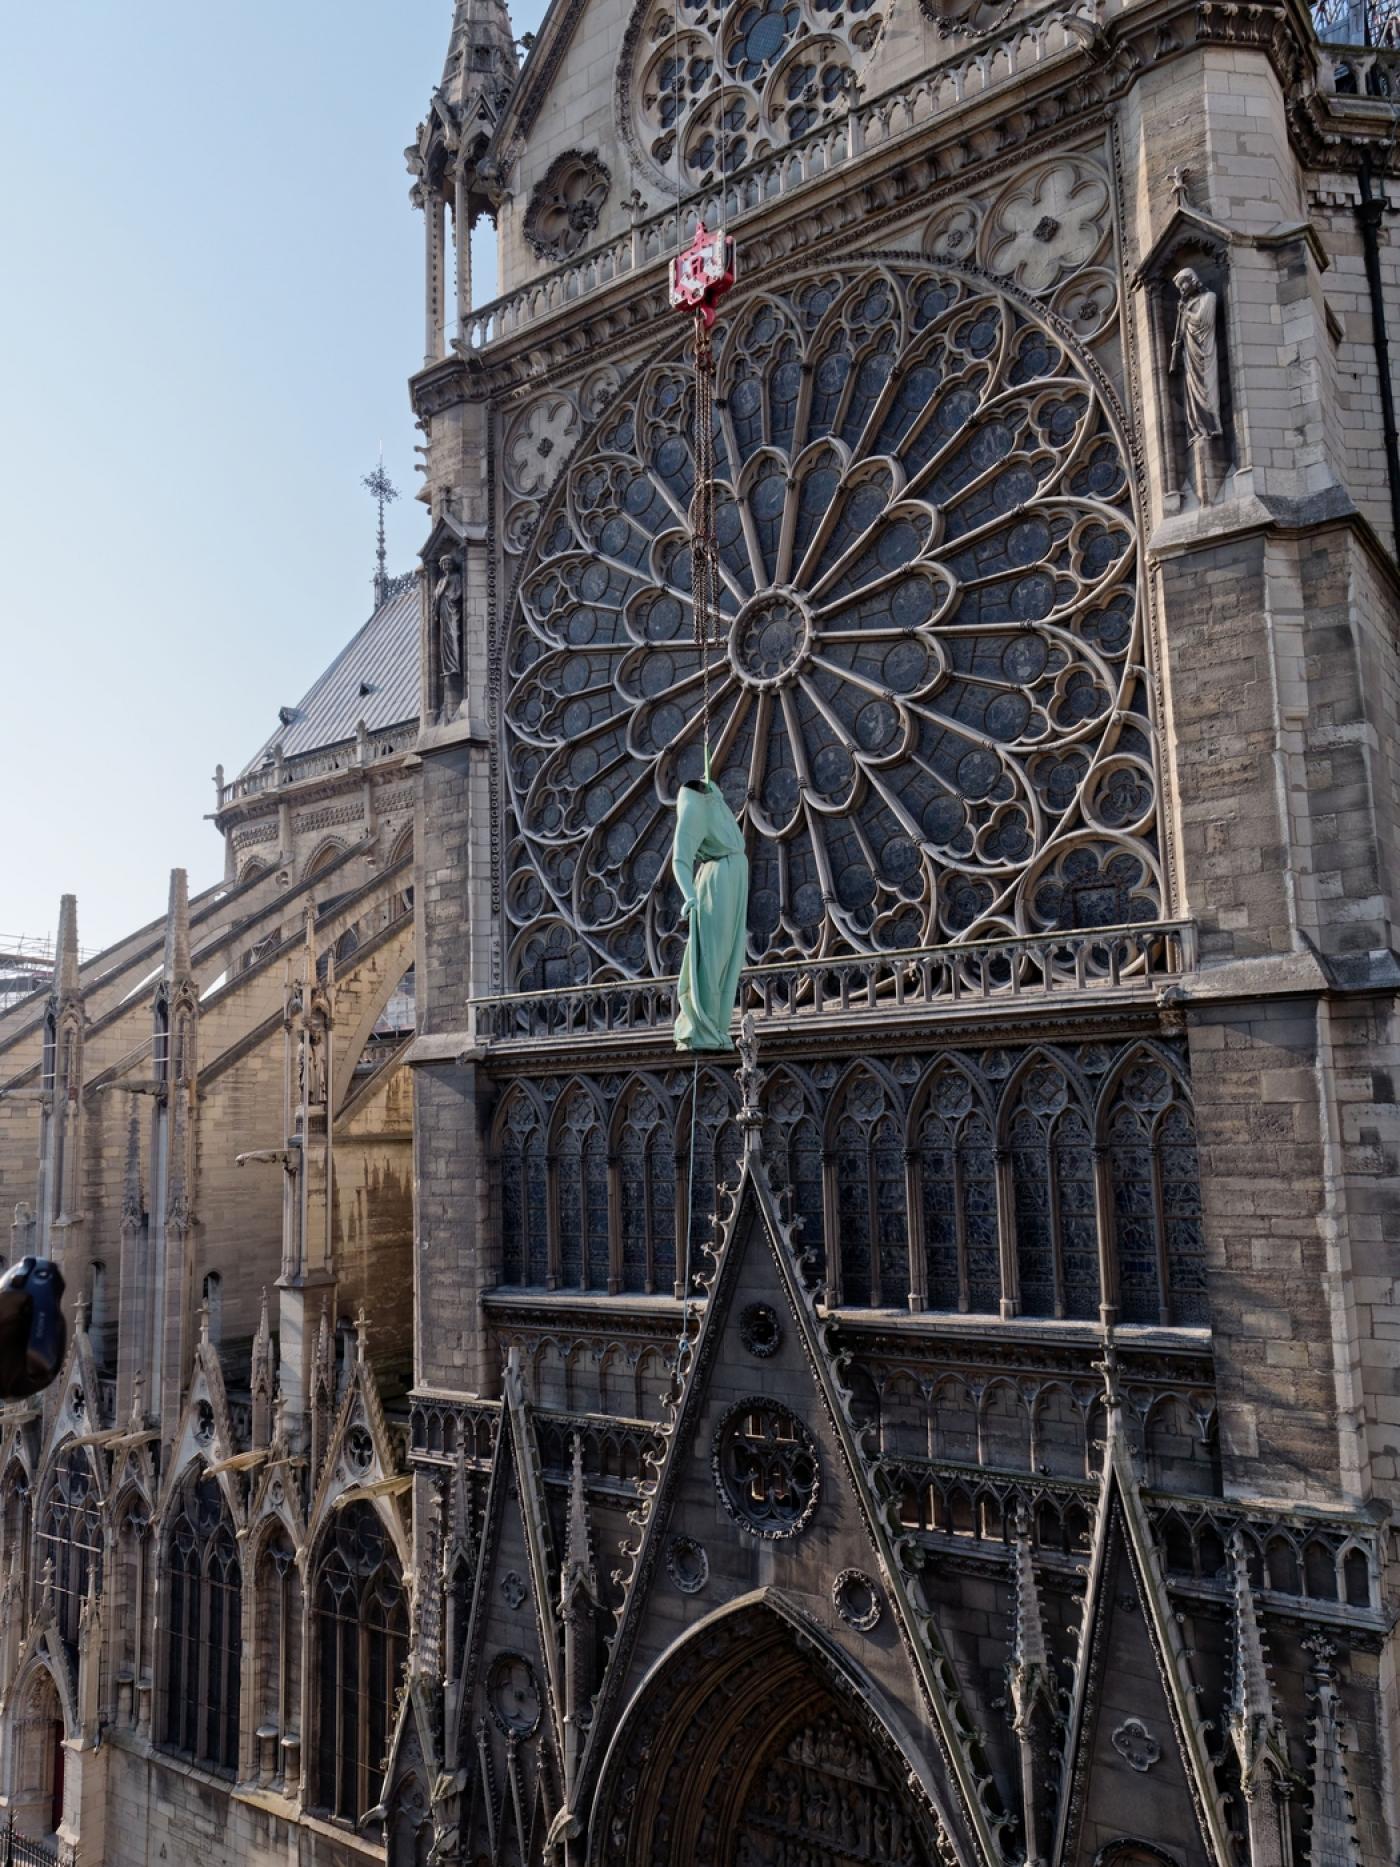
<box><xmin>0</xmin><ymin>3</ymin><xmax>542</xmax><ymax>954</ymax></box>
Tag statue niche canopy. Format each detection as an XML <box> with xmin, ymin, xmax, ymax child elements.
<box><xmin>503</xmin><ymin>261</ymin><xmax>1157</xmax><ymax>991</ymax></box>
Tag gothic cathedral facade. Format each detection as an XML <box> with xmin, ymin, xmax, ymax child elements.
<box><xmin>3</xmin><ymin>0</ymin><xmax>1400</xmax><ymax>1863</ymax></box>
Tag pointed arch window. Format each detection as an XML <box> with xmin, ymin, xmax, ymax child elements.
<box><xmin>2</xmin><ymin>1462</ymin><xmax>31</xmax><ymax>1613</ymax></box>
<box><xmin>761</xmin><ymin>1075</ymin><xmax>825</xmax><ymax>1284</ymax></box>
<box><xmin>162</xmin><ymin>1472</ymin><xmax>242</xmax><ymax>1774</ymax></box>
<box><xmin>498</xmin><ymin>1091</ymin><xmax>548</xmax><ymax>1286</ymax></box>
<box><xmin>833</xmin><ymin>1072</ymin><xmax>908</xmax><ymax>1308</ymax></box>
<box><xmin>916</xmin><ymin>1069</ymin><xmax>1000</xmax><ymax>1313</ymax></box>
<box><xmin>113</xmin><ymin>1495</ymin><xmax>152</xmax><ymax>1726</ymax></box>
<box><xmin>1007</xmin><ymin>1061</ymin><xmax>1099</xmax><ymax>1320</ymax></box>
<box><xmin>313</xmin><ymin>1503</ymin><xmax>408</xmax><ymax>1825</ymax></box>
<box><xmin>617</xmin><ymin>1085</ymin><xmax>676</xmax><ymax>1295</ymax></box>
<box><xmin>682</xmin><ymin>1072</ymin><xmax>742</xmax><ymax>1291</ymax></box>
<box><xmin>556</xmin><ymin>1089</ymin><xmax>610</xmax><ymax>1290</ymax></box>
<box><xmin>38</xmin><ymin>1448</ymin><xmax>102</xmax><ymax>1649</ymax></box>
<box><xmin>255</xmin><ymin>1526</ymin><xmax>301</xmax><ymax>1785</ymax></box>
<box><xmin>1105</xmin><ymin>1058</ymin><xmax>1206</xmax><ymax>1325</ymax></box>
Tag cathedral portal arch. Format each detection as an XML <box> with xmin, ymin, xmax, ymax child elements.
<box><xmin>587</xmin><ymin>1592</ymin><xmax>951</xmax><ymax>1867</ymax></box>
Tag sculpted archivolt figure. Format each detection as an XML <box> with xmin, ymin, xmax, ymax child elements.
<box><xmin>1169</xmin><ymin>267</ymin><xmax>1223</xmax><ymax>444</ymax></box>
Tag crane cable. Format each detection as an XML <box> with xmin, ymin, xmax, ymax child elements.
<box><xmin>666</xmin><ymin>59</ymin><xmax>737</xmax><ymax>1365</ymax></box>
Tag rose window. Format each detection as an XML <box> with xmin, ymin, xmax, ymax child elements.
<box><xmin>622</xmin><ymin>0</ymin><xmax>880</xmax><ymax>188</ymax></box>
<box><xmin>713</xmin><ymin>1400</ymin><xmax>820</xmax><ymax>1537</ymax></box>
<box><xmin>504</xmin><ymin>262</ymin><xmax>1158</xmax><ymax>989</ymax></box>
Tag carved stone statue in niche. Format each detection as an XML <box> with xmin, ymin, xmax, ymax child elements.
<box><xmin>1170</xmin><ymin>267</ymin><xmax>1223</xmax><ymax>444</ymax></box>
<box><xmin>433</xmin><ymin>551</ymin><xmax>463</xmax><ymax>683</ymax></box>
<box><xmin>1139</xmin><ymin>196</ymin><xmax>1234</xmax><ymax>512</ymax></box>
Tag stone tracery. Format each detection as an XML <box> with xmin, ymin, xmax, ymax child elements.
<box><xmin>490</xmin><ymin>1039</ymin><xmax>1206</xmax><ymax>1320</ymax></box>
<box><xmin>619</xmin><ymin>0</ymin><xmax>883</xmax><ymax>190</ymax></box>
<box><xmin>504</xmin><ymin>262</ymin><xmax>1156</xmax><ymax>990</ymax></box>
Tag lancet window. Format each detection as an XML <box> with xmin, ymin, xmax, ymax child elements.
<box><xmin>37</xmin><ymin>1448</ymin><xmax>102</xmax><ymax>1648</ymax></box>
<box><xmin>1005</xmin><ymin>1060</ymin><xmax>1099</xmax><ymax>1320</ymax></box>
<box><xmin>1105</xmin><ymin>1056</ymin><xmax>1206</xmax><ymax>1325</ymax></box>
<box><xmin>485</xmin><ymin>1043</ymin><xmax>1206</xmax><ymax>1331</ymax></box>
<box><xmin>2</xmin><ymin>1462</ymin><xmax>31</xmax><ymax>1611</ymax></box>
<box><xmin>762</xmin><ymin>1074</ymin><xmax>825</xmax><ymax>1280</ymax></box>
<box><xmin>313</xmin><ymin>1504</ymin><xmax>408</xmax><ymax>1825</ymax></box>
<box><xmin>498</xmin><ymin>1088</ymin><xmax>548</xmax><ymax>1286</ymax></box>
<box><xmin>162</xmin><ymin>1472</ymin><xmax>242</xmax><ymax>1773</ymax></box>
<box><xmin>112</xmin><ymin>1495</ymin><xmax>152</xmax><ymax>1719</ymax></box>
<box><xmin>617</xmin><ymin>1083</ymin><xmax>677</xmax><ymax>1294</ymax></box>
<box><xmin>255</xmin><ymin>1527</ymin><xmax>301</xmax><ymax>1781</ymax></box>
<box><xmin>915</xmin><ymin>1067</ymin><xmax>1000</xmax><ymax>1313</ymax></box>
<box><xmin>833</xmin><ymin>1071</ymin><xmax>908</xmax><ymax>1308</ymax></box>
<box><xmin>683</xmin><ymin>1071</ymin><xmax>742</xmax><ymax>1287</ymax></box>
<box><xmin>555</xmin><ymin>1087</ymin><xmax>610</xmax><ymax>1290</ymax></box>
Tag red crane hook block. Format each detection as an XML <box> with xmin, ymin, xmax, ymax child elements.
<box><xmin>669</xmin><ymin>221</ymin><xmax>736</xmax><ymax>328</ymax></box>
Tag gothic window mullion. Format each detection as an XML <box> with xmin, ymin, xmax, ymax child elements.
<box><xmin>952</xmin><ymin>1139</ymin><xmax>971</xmax><ymax>1313</ymax></box>
<box><xmin>284</xmin><ymin>1567</ymin><xmax>295</xmax><ymax>1752</ymax></box>
<box><xmin>545</xmin><ymin>1146</ymin><xmax>562</xmax><ymax>1291</ymax></box>
<box><xmin>994</xmin><ymin>1144</ymin><xmax>1018</xmax><ymax>1319</ymax></box>
<box><xmin>904</xmin><ymin>1144</ymin><xmax>927</xmax><ymax>1313</ymax></box>
<box><xmin>640</xmin><ymin>1134</ymin><xmax>654</xmax><ymax>1295</ymax></box>
<box><xmin>1148</xmin><ymin>1131</ymin><xmax>1174</xmax><ymax>1327</ymax></box>
<box><xmin>196</xmin><ymin>1551</ymin><xmax>213</xmax><ymax>1763</ymax></box>
<box><xmin>866</xmin><ymin>1130</ymin><xmax>882</xmax><ymax>1309</ymax></box>
<box><xmin>1091</xmin><ymin>1141</ymin><xmax>1116</xmax><ymax>1327</ymax></box>
<box><xmin>357</xmin><ymin>1619</ymin><xmax>371</xmax><ymax>1824</ymax></box>
<box><xmin>340</xmin><ymin>1610</ymin><xmax>357</xmax><ymax>1819</ymax></box>
<box><xmin>822</xmin><ymin>1145</ymin><xmax>840</xmax><ymax>1309</ymax></box>
<box><xmin>1046</xmin><ymin>1126</ymin><xmax>1067</xmax><ymax>1320</ymax></box>
<box><xmin>671</xmin><ymin>1136</ymin><xmax>686</xmax><ymax>1300</ymax></box>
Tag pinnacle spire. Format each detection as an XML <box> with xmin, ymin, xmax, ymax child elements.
<box><xmin>1228</xmin><ymin>1533</ymin><xmax>1285</xmax><ymax>1776</ymax></box>
<box><xmin>54</xmin><ymin>894</ymin><xmax>80</xmax><ymax>999</ymax></box>
<box><xmin>251</xmin><ymin>1289</ymin><xmax>273</xmax><ymax>1446</ymax></box>
<box><xmin>440</xmin><ymin>0</ymin><xmax>519</xmax><ymax>113</ymax></box>
<box><xmin>302</xmin><ymin>900</ymin><xmax>318</xmax><ymax>992</ymax></box>
<box><xmin>162</xmin><ymin>867</ymin><xmax>192</xmax><ymax>982</ymax></box>
<box><xmin>562</xmin><ymin>1433</ymin><xmax>598</xmax><ymax>1608</ymax></box>
<box><xmin>1009</xmin><ymin>1505</ymin><xmax>1051</xmax><ymax>1686</ymax></box>
<box><xmin>1306</xmin><ymin>1637</ymin><xmax>1363</xmax><ymax>1867</ymax></box>
<box><xmin>449</xmin><ymin>1442</ymin><xmax>475</xmax><ymax>1565</ymax></box>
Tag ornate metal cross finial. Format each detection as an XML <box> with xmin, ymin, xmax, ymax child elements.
<box><xmin>362</xmin><ymin>455</ymin><xmax>400</xmax><ymax>607</ymax></box>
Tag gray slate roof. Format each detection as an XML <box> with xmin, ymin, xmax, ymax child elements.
<box><xmin>238</xmin><ymin>579</ymin><xmax>420</xmax><ymax>776</ymax></box>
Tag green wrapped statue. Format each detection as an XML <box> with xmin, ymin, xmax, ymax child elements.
<box><xmin>672</xmin><ymin>775</ymin><xmax>749</xmax><ymax>1051</ymax></box>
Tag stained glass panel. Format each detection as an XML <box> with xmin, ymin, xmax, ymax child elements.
<box><xmin>505</xmin><ymin>265</ymin><xmax>1153</xmax><ymax>988</ymax></box>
